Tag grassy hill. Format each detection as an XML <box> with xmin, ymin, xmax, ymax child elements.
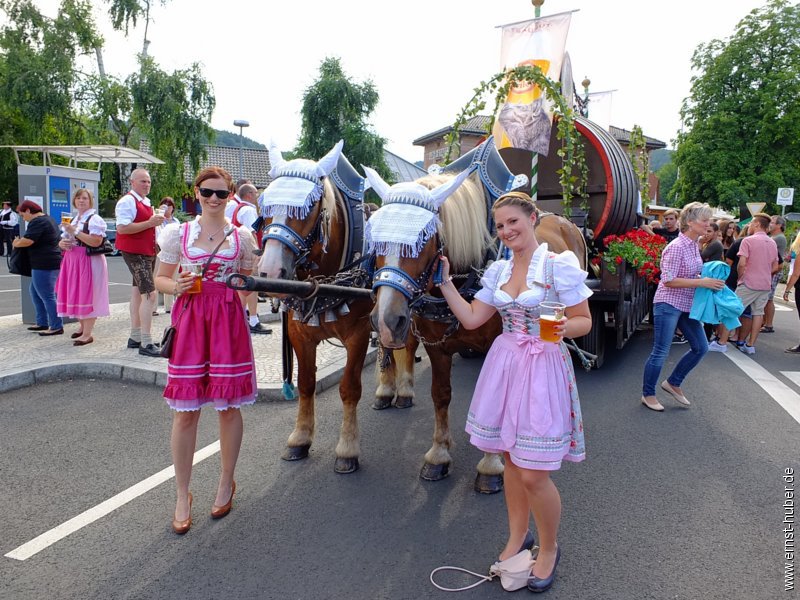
<box><xmin>650</xmin><ymin>148</ymin><xmax>674</xmax><ymax>172</ymax></box>
<box><xmin>210</xmin><ymin>129</ymin><xmax>267</xmax><ymax>149</ymax></box>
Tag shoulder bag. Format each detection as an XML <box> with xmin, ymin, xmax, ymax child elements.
<box><xmin>79</xmin><ymin>217</ymin><xmax>114</xmax><ymax>256</ymax></box>
<box><xmin>160</xmin><ymin>226</ymin><xmax>234</xmax><ymax>358</ymax></box>
<box><xmin>8</xmin><ymin>246</ymin><xmax>31</xmax><ymax>277</ymax></box>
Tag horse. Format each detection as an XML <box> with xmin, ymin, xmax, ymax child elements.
<box><xmin>366</xmin><ymin>159</ymin><xmax>587</xmax><ymax>493</ymax></box>
<box><xmin>257</xmin><ymin>140</ymin><xmax>414</xmax><ymax>473</ymax></box>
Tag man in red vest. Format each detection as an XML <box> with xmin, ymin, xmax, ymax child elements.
<box><xmin>114</xmin><ymin>168</ymin><xmax>165</xmax><ymax>357</ymax></box>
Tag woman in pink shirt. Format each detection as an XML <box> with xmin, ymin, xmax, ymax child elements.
<box><xmin>641</xmin><ymin>202</ymin><xmax>725</xmax><ymax>411</ymax></box>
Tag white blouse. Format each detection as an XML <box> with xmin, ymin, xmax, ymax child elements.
<box><xmin>157</xmin><ymin>218</ymin><xmax>257</xmax><ymax>272</ymax></box>
<box><xmin>474</xmin><ymin>243</ymin><xmax>592</xmax><ymax>308</ymax></box>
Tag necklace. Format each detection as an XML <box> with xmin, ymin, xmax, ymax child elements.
<box><xmin>200</xmin><ymin>220</ymin><xmax>228</xmax><ymax>241</ymax></box>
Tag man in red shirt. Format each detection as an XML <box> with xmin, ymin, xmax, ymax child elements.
<box><xmin>114</xmin><ymin>168</ymin><xmax>165</xmax><ymax>357</ymax></box>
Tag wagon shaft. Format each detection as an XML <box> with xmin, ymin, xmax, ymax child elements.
<box><xmin>226</xmin><ymin>273</ymin><xmax>373</xmax><ymax>300</ymax></box>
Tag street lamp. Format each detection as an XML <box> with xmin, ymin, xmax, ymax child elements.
<box><xmin>233</xmin><ymin>119</ymin><xmax>250</xmax><ymax>182</ymax></box>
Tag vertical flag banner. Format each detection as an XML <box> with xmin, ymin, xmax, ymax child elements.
<box><xmin>492</xmin><ymin>11</ymin><xmax>573</xmax><ymax>156</ymax></box>
<box><xmin>585</xmin><ymin>90</ymin><xmax>615</xmax><ymax>132</ymax></box>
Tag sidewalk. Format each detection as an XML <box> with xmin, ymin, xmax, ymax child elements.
<box><xmin>0</xmin><ymin>303</ymin><xmax>375</xmax><ymax>401</ymax></box>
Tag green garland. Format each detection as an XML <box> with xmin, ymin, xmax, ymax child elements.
<box><xmin>628</xmin><ymin>124</ymin><xmax>650</xmax><ymax>202</ymax></box>
<box><xmin>444</xmin><ymin>65</ymin><xmax>589</xmax><ymax>218</ymax></box>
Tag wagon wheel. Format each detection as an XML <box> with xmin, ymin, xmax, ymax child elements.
<box><xmin>576</xmin><ymin>303</ymin><xmax>605</xmax><ymax>369</ymax></box>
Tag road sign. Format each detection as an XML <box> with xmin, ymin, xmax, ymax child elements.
<box><xmin>777</xmin><ymin>187</ymin><xmax>794</xmax><ymax>206</ymax></box>
<box><xmin>746</xmin><ymin>202</ymin><xmax>766</xmax><ymax>216</ymax></box>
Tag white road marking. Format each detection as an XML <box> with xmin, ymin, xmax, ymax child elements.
<box><xmin>724</xmin><ymin>351</ymin><xmax>800</xmax><ymax>425</ymax></box>
<box><xmin>775</xmin><ymin>304</ymin><xmax>792</xmax><ymax>312</ymax></box>
<box><xmin>783</xmin><ymin>372</ymin><xmax>800</xmax><ymax>389</ymax></box>
<box><xmin>4</xmin><ymin>440</ymin><xmax>221</xmax><ymax>561</ymax></box>
<box><xmin>0</xmin><ymin>289</ymin><xmax>20</xmax><ymax>293</ymax></box>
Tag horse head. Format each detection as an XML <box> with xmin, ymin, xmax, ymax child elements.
<box><xmin>364</xmin><ymin>165</ymin><xmax>488</xmax><ymax>348</ymax></box>
<box><xmin>257</xmin><ymin>140</ymin><xmax>344</xmax><ymax>281</ymax></box>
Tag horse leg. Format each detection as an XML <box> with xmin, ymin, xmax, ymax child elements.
<box><xmin>334</xmin><ymin>329</ymin><xmax>370</xmax><ymax>474</ymax></box>
<box><xmin>393</xmin><ymin>334</ymin><xmax>419</xmax><ymax>409</ymax></box>
<box><xmin>282</xmin><ymin>339</ymin><xmax>318</xmax><ymax>461</ymax></box>
<box><xmin>420</xmin><ymin>347</ymin><xmax>454</xmax><ymax>481</ymax></box>
<box><xmin>474</xmin><ymin>452</ymin><xmax>504</xmax><ymax>494</ymax></box>
<box><xmin>372</xmin><ymin>348</ymin><xmax>397</xmax><ymax>410</ymax></box>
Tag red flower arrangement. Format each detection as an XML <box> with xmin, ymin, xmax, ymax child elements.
<box><xmin>594</xmin><ymin>230</ymin><xmax>667</xmax><ymax>284</ymax></box>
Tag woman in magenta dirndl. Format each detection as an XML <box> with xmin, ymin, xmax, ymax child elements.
<box><xmin>155</xmin><ymin>166</ymin><xmax>258</xmax><ymax>534</ymax></box>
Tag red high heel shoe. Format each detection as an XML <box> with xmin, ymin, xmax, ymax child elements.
<box><xmin>172</xmin><ymin>493</ymin><xmax>193</xmax><ymax>534</ymax></box>
<box><xmin>211</xmin><ymin>481</ymin><xmax>236</xmax><ymax>519</ymax></box>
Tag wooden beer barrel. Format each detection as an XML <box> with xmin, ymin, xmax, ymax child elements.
<box><xmin>526</xmin><ymin>116</ymin><xmax>640</xmax><ymax>242</ymax></box>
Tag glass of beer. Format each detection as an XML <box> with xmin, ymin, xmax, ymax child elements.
<box><xmin>181</xmin><ymin>262</ymin><xmax>203</xmax><ymax>294</ymax></box>
<box><xmin>61</xmin><ymin>214</ymin><xmax>72</xmax><ymax>226</ymax></box>
<box><xmin>539</xmin><ymin>301</ymin><xmax>566</xmax><ymax>343</ymax></box>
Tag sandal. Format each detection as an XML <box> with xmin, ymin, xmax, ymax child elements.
<box><xmin>760</xmin><ymin>326</ymin><xmax>775</xmax><ymax>333</ymax></box>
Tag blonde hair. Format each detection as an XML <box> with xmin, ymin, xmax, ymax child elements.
<box><xmin>71</xmin><ymin>188</ymin><xmax>94</xmax><ymax>209</ymax></box>
<box><xmin>679</xmin><ymin>202</ymin><xmax>713</xmax><ymax>232</ymax></box>
<box><xmin>492</xmin><ymin>191</ymin><xmax>540</xmax><ymax>219</ymax></box>
<box><xmin>791</xmin><ymin>231</ymin><xmax>800</xmax><ymax>256</ymax></box>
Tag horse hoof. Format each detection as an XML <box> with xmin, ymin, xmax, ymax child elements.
<box><xmin>474</xmin><ymin>472</ymin><xmax>504</xmax><ymax>494</ymax></box>
<box><xmin>420</xmin><ymin>461</ymin><xmax>450</xmax><ymax>481</ymax></box>
<box><xmin>371</xmin><ymin>396</ymin><xmax>393</xmax><ymax>410</ymax></box>
<box><xmin>394</xmin><ymin>396</ymin><xmax>413</xmax><ymax>409</ymax></box>
<box><xmin>334</xmin><ymin>456</ymin><xmax>359</xmax><ymax>474</ymax></box>
<box><xmin>282</xmin><ymin>445</ymin><xmax>310</xmax><ymax>461</ymax></box>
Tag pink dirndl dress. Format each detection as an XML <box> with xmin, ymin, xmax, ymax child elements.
<box><xmin>56</xmin><ymin>212</ymin><xmax>110</xmax><ymax>318</ymax></box>
<box><xmin>157</xmin><ymin>220</ymin><xmax>257</xmax><ymax>412</ymax></box>
<box><xmin>466</xmin><ymin>244</ymin><xmax>592</xmax><ymax>471</ymax></box>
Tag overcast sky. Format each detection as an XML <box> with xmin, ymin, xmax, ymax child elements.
<box><xmin>29</xmin><ymin>0</ymin><xmax>762</xmax><ymax>161</ymax></box>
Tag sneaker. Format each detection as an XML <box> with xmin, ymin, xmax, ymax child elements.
<box><xmin>138</xmin><ymin>343</ymin><xmax>162</xmax><ymax>357</ymax></box>
<box><xmin>738</xmin><ymin>344</ymin><xmax>756</xmax><ymax>355</ymax></box>
<box><xmin>708</xmin><ymin>340</ymin><xmax>728</xmax><ymax>353</ymax></box>
<box><xmin>785</xmin><ymin>345</ymin><xmax>800</xmax><ymax>354</ymax></box>
<box><xmin>672</xmin><ymin>334</ymin><xmax>687</xmax><ymax>344</ymax></box>
<box><xmin>250</xmin><ymin>322</ymin><xmax>273</xmax><ymax>335</ymax></box>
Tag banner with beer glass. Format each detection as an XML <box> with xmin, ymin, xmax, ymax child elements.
<box><xmin>492</xmin><ymin>11</ymin><xmax>573</xmax><ymax>156</ymax></box>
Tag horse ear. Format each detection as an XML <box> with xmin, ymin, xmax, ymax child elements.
<box><xmin>268</xmin><ymin>140</ymin><xmax>286</xmax><ymax>178</ymax></box>
<box><xmin>362</xmin><ymin>166</ymin><xmax>391</xmax><ymax>202</ymax></box>
<box><xmin>315</xmin><ymin>139</ymin><xmax>344</xmax><ymax>177</ymax></box>
<box><xmin>430</xmin><ymin>166</ymin><xmax>474</xmax><ymax>210</ymax></box>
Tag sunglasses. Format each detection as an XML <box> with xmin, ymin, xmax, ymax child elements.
<box><xmin>198</xmin><ymin>187</ymin><xmax>230</xmax><ymax>199</ymax></box>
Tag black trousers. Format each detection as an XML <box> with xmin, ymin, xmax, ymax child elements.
<box><xmin>0</xmin><ymin>228</ymin><xmax>13</xmax><ymax>256</ymax></box>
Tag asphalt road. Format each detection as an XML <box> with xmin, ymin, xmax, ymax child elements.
<box><xmin>0</xmin><ymin>255</ymin><xmax>133</xmax><ymax>317</ymax></box>
<box><xmin>2</xmin><ymin>309</ymin><xmax>800</xmax><ymax>599</ymax></box>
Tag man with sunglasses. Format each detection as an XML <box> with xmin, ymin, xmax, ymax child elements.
<box><xmin>115</xmin><ymin>168</ymin><xmax>166</xmax><ymax>357</ymax></box>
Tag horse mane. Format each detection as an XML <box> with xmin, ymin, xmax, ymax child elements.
<box><xmin>414</xmin><ymin>172</ymin><xmax>493</xmax><ymax>272</ymax></box>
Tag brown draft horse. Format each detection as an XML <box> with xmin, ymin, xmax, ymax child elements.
<box><xmin>258</xmin><ymin>142</ymin><xmax>413</xmax><ymax>473</ymax></box>
<box><xmin>369</xmin><ymin>172</ymin><xmax>587</xmax><ymax>492</ymax></box>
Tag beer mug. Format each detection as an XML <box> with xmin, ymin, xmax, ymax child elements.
<box><xmin>181</xmin><ymin>261</ymin><xmax>203</xmax><ymax>294</ymax></box>
<box><xmin>155</xmin><ymin>207</ymin><xmax>166</xmax><ymax>217</ymax></box>
<box><xmin>61</xmin><ymin>214</ymin><xmax>72</xmax><ymax>226</ymax></box>
<box><xmin>539</xmin><ymin>301</ymin><xmax>566</xmax><ymax>343</ymax></box>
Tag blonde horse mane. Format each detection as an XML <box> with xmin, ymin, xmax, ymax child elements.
<box><xmin>414</xmin><ymin>172</ymin><xmax>493</xmax><ymax>272</ymax></box>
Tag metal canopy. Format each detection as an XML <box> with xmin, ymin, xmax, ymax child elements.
<box><xmin>2</xmin><ymin>145</ymin><xmax>164</xmax><ymax>169</ymax></box>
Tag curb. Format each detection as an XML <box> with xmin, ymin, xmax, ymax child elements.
<box><xmin>0</xmin><ymin>346</ymin><xmax>378</xmax><ymax>401</ymax></box>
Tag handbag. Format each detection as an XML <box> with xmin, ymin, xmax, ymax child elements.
<box><xmin>8</xmin><ymin>246</ymin><xmax>32</xmax><ymax>277</ymax></box>
<box><xmin>429</xmin><ymin>548</ymin><xmax>535</xmax><ymax>592</ymax></box>
<box><xmin>159</xmin><ymin>227</ymin><xmax>235</xmax><ymax>359</ymax></box>
<box><xmin>80</xmin><ymin>219</ymin><xmax>114</xmax><ymax>255</ymax></box>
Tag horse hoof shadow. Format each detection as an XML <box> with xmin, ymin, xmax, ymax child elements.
<box><xmin>282</xmin><ymin>445</ymin><xmax>311</xmax><ymax>461</ymax></box>
<box><xmin>420</xmin><ymin>462</ymin><xmax>450</xmax><ymax>481</ymax></box>
<box><xmin>371</xmin><ymin>396</ymin><xmax>394</xmax><ymax>410</ymax></box>
<box><xmin>474</xmin><ymin>473</ymin><xmax>504</xmax><ymax>494</ymax></box>
<box><xmin>334</xmin><ymin>456</ymin><xmax>359</xmax><ymax>474</ymax></box>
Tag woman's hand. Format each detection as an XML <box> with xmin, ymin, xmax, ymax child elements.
<box><xmin>701</xmin><ymin>277</ymin><xmax>725</xmax><ymax>291</ymax></box>
<box><xmin>58</xmin><ymin>239</ymin><xmax>75</xmax><ymax>251</ymax></box>
<box><xmin>784</xmin><ymin>290</ymin><xmax>791</xmax><ymax>301</ymax></box>
<box><xmin>436</xmin><ymin>256</ymin><xmax>451</xmax><ymax>281</ymax></box>
<box><xmin>173</xmin><ymin>271</ymin><xmax>195</xmax><ymax>295</ymax></box>
<box><xmin>63</xmin><ymin>223</ymin><xmax>77</xmax><ymax>236</ymax></box>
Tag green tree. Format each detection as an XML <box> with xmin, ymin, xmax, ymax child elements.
<box><xmin>674</xmin><ymin>0</ymin><xmax>800</xmax><ymax>212</ymax></box>
<box><xmin>296</xmin><ymin>57</ymin><xmax>392</xmax><ymax>183</ymax></box>
<box><xmin>656</xmin><ymin>160</ymin><xmax>678</xmax><ymax>205</ymax></box>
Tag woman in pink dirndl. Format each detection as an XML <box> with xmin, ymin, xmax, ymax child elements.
<box><xmin>56</xmin><ymin>188</ymin><xmax>110</xmax><ymax>345</ymax></box>
<box><xmin>437</xmin><ymin>192</ymin><xmax>592</xmax><ymax>593</ymax></box>
<box><xmin>155</xmin><ymin>166</ymin><xmax>257</xmax><ymax>534</ymax></box>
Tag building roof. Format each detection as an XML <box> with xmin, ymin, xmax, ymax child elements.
<box><xmin>608</xmin><ymin>126</ymin><xmax>667</xmax><ymax>150</ymax></box>
<box><xmin>412</xmin><ymin>115</ymin><xmax>492</xmax><ymax>146</ymax></box>
<box><xmin>384</xmin><ymin>148</ymin><xmax>426</xmax><ymax>182</ymax></box>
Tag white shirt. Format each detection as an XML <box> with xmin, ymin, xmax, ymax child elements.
<box><xmin>224</xmin><ymin>195</ymin><xmax>243</xmax><ymax>220</ymax></box>
<box><xmin>115</xmin><ymin>189</ymin><xmax>152</xmax><ymax>226</ymax></box>
<box><xmin>0</xmin><ymin>208</ymin><xmax>19</xmax><ymax>228</ymax></box>
<box><xmin>233</xmin><ymin>203</ymin><xmax>258</xmax><ymax>228</ymax></box>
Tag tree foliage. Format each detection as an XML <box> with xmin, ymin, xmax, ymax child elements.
<box><xmin>674</xmin><ymin>0</ymin><xmax>800</xmax><ymax>212</ymax></box>
<box><xmin>0</xmin><ymin>0</ymin><xmax>215</xmax><ymax>210</ymax></box>
<box><xmin>295</xmin><ymin>57</ymin><xmax>392</xmax><ymax>183</ymax></box>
